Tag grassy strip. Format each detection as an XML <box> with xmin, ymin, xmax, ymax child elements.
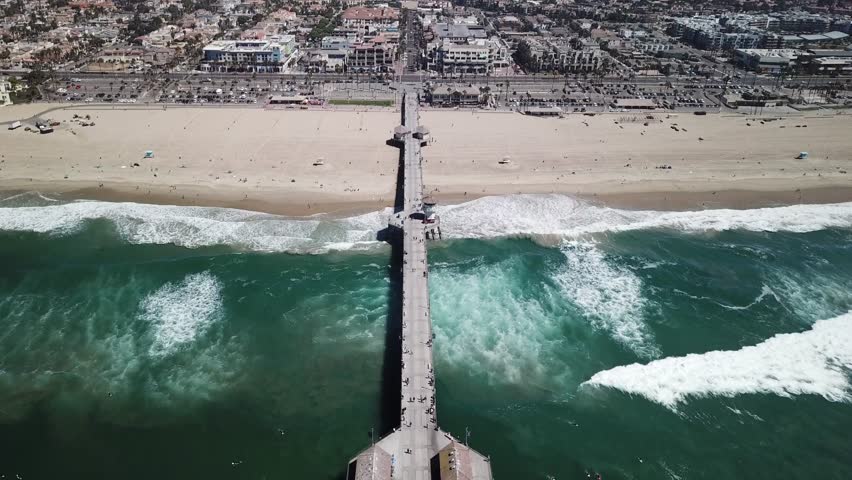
<box><xmin>328</xmin><ymin>99</ymin><xmax>394</xmax><ymax>107</ymax></box>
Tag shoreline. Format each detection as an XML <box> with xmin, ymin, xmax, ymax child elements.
<box><xmin>3</xmin><ymin>183</ymin><xmax>852</xmax><ymax>217</ymax></box>
<box><xmin>0</xmin><ymin>181</ymin><xmax>391</xmax><ymax>217</ymax></box>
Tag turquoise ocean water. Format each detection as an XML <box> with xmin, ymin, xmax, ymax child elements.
<box><xmin>1</xmin><ymin>192</ymin><xmax>851</xmax><ymax>479</ymax></box>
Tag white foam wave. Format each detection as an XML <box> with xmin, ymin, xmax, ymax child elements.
<box><xmin>582</xmin><ymin>312</ymin><xmax>852</xmax><ymax>409</ymax></box>
<box><xmin>769</xmin><ymin>270</ymin><xmax>851</xmax><ymax>321</ymax></box>
<box><xmin>676</xmin><ymin>284</ymin><xmax>781</xmax><ymax>312</ymax></box>
<box><xmin>719</xmin><ymin>284</ymin><xmax>779</xmax><ymax>311</ymax></box>
<box><xmin>0</xmin><ymin>271</ymin><xmax>244</xmax><ymax>419</ymax></box>
<box><xmin>553</xmin><ymin>241</ymin><xmax>659</xmax><ymax>358</ymax></box>
<box><xmin>431</xmin><ymin>256</ymin><xmax>569</xmax><ymax>387</ymax></box>
<box><xmin>1</xmin><ymin>194</ymin><xmax>850</xmax><ymax>252</ymax></box>
<box><xmin>437</xmin><ymin>194</ymin><xmax>852</xmax><ymax>239</ymax></box>
<box><xmin>140</xmin><ymin>272</ymin><xmax>224</xmax><ymax>356</ymax></box>
<box><xmin>0</xmin><ymin>198</ymin><xmax>388</xmax><ymax>253</ymax></box>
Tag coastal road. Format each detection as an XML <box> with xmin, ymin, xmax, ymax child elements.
<box><xmin>6</xmin><ymin>68</ymin><xmax>849</xmax><ymax>88</ymax></box>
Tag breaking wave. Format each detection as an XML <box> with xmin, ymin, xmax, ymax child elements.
<box><xmin>140</xmin><ymin>272</ymin><xmax>223</xmax><ymax>356</ymax></box>
<box><xmin>437</xmin><ymin>194</ymin><xmax>852</xmax><ymax>239</ymax></box>
<box><xmin>581</xmin><ymin>312</ymin><xmax>852</xmax><ymax>409</ymax></box>
<box><xmin>0</xmin><ymin>198</ymin><xmax>388</xmax><ymax>253</ymax></box>
<box><xmin>0</xmin><ymin>270</ymin><xmax>244</xmax><ymax>420</ymax></box>
<box><xmin>431</xmin><ymin>255</ymin><xmax>571</xmax><ymax>388</ymax></box>
<box><xmin>1</xmin><ymin>194</ymin><xmax>851</xmax><ymax>253</ymax></box>
<box><xmin>552</xmin><ymin>241</ymin><xmax>659</xmax><ymax>358</ymax></box>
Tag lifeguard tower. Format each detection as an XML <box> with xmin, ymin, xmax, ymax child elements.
<box><xmin>422</xmin><ymin>195</ymin><xmax>441</xmax><ymax>240</ymax></box>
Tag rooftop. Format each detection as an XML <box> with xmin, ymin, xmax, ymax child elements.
<box><xmin>823</xmin><ymin>31</ymin><xmax>850</xmax><ymax>40</ymax></box>
<box><xmin>736</xmin><ymin>48</ymin><xmax>804</xmax><ymax>60</ymax></box>
<box><xmin>203</xmin><ymin>36</ymin><xmax>294</xmax><ymax>52</ymax></box>
<box><xmin>342</xmin><ymin>7</ymin><xmax>399</xmax><ymax>22</ymax></box>
<box><xmin>808</xmin><ymin>49</ymin><xmax>852</xmax><ymax>58</ymax></box>
<box><xmin>433</xmin><ymin>23</ymin><xmax>487</xmax><ymax>40</ymax></box>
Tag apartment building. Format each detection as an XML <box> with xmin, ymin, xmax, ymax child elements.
<box><xmin>348</xmin><ymin>37</ymin><xmax>396</xmax><ymax>72</ymax></box>
<box><xmin>341</xmin><ymin>7</ymin><xmax>399</xmax><ymax>34</ymax></box>
<box><xmin>201</xmin><ymin>36</ymin><xmax>297</xmax><ymax>72</ymax></box>
<box><xmin>517</xmin><ymin>37</ymin><xmax>609</xmax><ymax>74</ymax></box>
<box><xmin>425</xmin><ymin>37</ymin><xmax>510</xmax><ymax>75</ymax></box>
<box><xmin>674</xmin><ymin>17</ymin><xmax>762</xmax><ymax>51</ymax></box>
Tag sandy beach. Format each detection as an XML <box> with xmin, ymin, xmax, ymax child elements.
<box><xmin>1</xmin><ymin>104</ymin><xmax>850</xmax><ymax>214</ymax></box>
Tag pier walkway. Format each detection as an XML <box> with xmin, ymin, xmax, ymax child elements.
<box><xmin>346</xmin><ymin>93</ymin><xmax>493</xmax><ymax>480</ymax></box>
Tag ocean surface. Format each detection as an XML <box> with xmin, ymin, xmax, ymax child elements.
<box><xmin>1</xmin><ymin>192</ymin><xmax>851</xmax><ymax>479</ymax></box>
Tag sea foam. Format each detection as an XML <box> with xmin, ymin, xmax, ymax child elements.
<box><xmin>431</xmin><ymin>255</ymin><xmax>570</xmax><ymax>387</ymax></box>
<box><xmin>553</xmin><ymin>241</ymin><xmax>659</xmax><ymax>358</ymax></box>
<box><xmin>0</xmin><ymin>269</ymin><xmax>244</xmax><ymax>418</ymax></box>
<box><xmin>581</xmin><ymin>312</ymin><xmax>852</xmax><ymax>409</ymax></box>
<box><xmin>140</xmin><ymin>272</ymin><xmax>224</xmax><ymax>356</ymax></box>
<box><xmin>0</xmin><ymin>199</ymin><xmax>388</xmax><ymax>253</ymax></box>
<box><xmin>1</xmin><ymin>194</ymin><xmax>851</xmax><ymax>252</ymax></box>
<box><xmin>437</xmin><ymin>194</ymin><xmax>852</xmax><ymax>239</ymax></box>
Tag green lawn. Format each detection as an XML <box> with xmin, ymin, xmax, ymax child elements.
<box><xmin>328</xmin><ymin>99</ymin><xmax>394</xmax><ymax>107</ymax></box>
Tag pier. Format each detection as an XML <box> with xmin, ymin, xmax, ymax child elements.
<box><xmin>346</xmin><ymin>93</ymin><xmax>493</xmax><ymax>480</ymax></box>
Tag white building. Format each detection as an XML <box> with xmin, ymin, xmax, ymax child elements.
<box><xmin>734</xmin><ymin>48</ymin><xmax>803</xmax><ymax>73</ymax></box>
<box><xmin>201</xmin><ymin>36</ymin><xmax>297</xmax><ymax>72</ymax></box>
<box><xmin>1</xmin><ymin>77</ymin><xmax>12</xmax><ymax>107</ymax></box>
<box><xmin>322</xmin><ymin>34</ymin><xmax>358</xmax><ymax>49</ymax></box>
<box><xmin>427</xmin><ymin>37</ymin><xmax>509</xmax><ymax>75</ymax></box>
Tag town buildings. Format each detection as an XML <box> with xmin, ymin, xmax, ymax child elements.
<box><xmin>423</xmin><ymin>23</ymin><xmax>510</xmax><ymax>75</ymax></box>
<box><xmin>669</xmin><ymin>13</ymin><xmax>852</xmax><ymax>51</ymax></box>
<box><xmin>735</xmin><ymin>47</ymin><xmax>852</xmax><ymax>74</ymax></box>
<box><xmin>302</xmin><ymin>5</ymin><xmax>401</xmax><ymax>73</ymax></box>
<box><xmin>348</xmin><ymin>36</ymin><xmax>396</xmax><ymax>72</ymax></box>
<box><xmin>0</xmin><ymin>0</ymin><xmax>850</xmax><ymax>91</ymax></box>
<box><xmin>341</xmin><ymin>7</ymin><xmax>399</xmax><ymax>35</ymax></box>
<box><xmin>734</xmin><ymin>48</ymin><xmax>804</xmax><ymax>73</ymax></box>
<box><xmin>515</xmin><ymin>37</ymin><xmax>611</xmax><ymax>74</ymax></box>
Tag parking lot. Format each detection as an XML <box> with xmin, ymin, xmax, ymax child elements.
<box><xmin>46</xmin><ymin>77</ymin><xmax>151</xmax><ymax>103</ymax></box>
<box><xmin>40</xmin><ymin>75</ymin><xmax>397</xmax><ymax>106</ymax></box>
<box><xmin>38</xmin><ymin>72</ymin><xmax>839</xmax><ymax>113</ymax></box>
<box><xmin>482</xmin><ymin>79</ymin><xmax>724</xmax><ymax>112</ymax></box>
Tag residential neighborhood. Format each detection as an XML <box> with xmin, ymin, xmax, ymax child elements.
<box><xmin>0</xmin><ymin>0</ymin><xmax>850</xmax><ymax>109</ymax></box>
